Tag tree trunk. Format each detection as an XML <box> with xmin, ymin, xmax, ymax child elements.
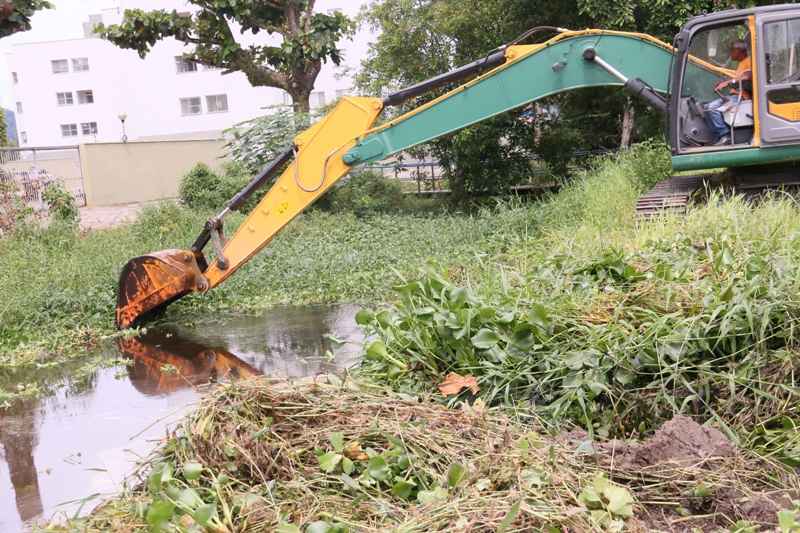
<box><xmin>289</xmin><ymin>87</ymin><xmax>312</xmax><ymax>115</ymax></box>
<box><xmin>620</xmin><ymin>98</ymin><xmax>635</xmax><ymax>148</ymax></box>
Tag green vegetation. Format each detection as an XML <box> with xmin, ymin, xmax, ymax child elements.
<box><xmin>42</xmin><ymin>181</ymin><xmax>79</xmax><ymax>224</ymax></box>
<box><xmin>178</xmin><ymin>162</ymin><xmax>257</xmax><ymax>211</ymax></box>
<box><xmin>68</xmin><ymin>380</ymin><xmax>798</xmax><ymax>532</ymax></box>
<box><xmin>10</xmin><ymin>143</ymin><xmax>800</xmax><ymax>530</ymax></box>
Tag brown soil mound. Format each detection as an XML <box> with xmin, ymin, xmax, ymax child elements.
<box><xmin>595</xmin><ymin>416</ymin><xmax>795</xmax><ymax>531</ymax></box>
<box><xmin>602</xmin><ymin>415</ymin><xmax>735</xmax><ymax>469</ymax></box>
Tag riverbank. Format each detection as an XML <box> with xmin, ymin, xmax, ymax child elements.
<box><xmin>0</xmin><ymin>199</ymin><xmax>513</xmax><ymax>405</ymax></box>
<box><xmin>17</xmin><ymin>143</ymin><xmax>800</xmax><ymax>528</ymax></box>
<box><xmin>68</xmin><ymin>378</ymin><xmax>800</xmax><ymax>531</ymax></box>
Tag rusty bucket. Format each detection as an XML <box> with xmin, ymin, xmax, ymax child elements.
<box><xmin>115</xmin><ymin>249</ymin><xmax>208</xmax><ymax>329</ymax></box>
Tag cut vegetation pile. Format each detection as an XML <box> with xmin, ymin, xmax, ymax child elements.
<box><xmin>76</xmin><ymin>380</ymin><xmax>799</xmax><ymax>532</ymax></box>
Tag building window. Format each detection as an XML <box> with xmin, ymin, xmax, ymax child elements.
<box><xmin>180</xmin><ymin>97</ymin><xmax>202</xmax><ymax>115</ymax></box>
<box><xmin>20</xmin><ymin>132</ymin><xmax>27</xmax><ymax>144</ymax></box>
<box><xmin>51</xmin><ymin>59</ymin><xmax>69</xmax><ymax>74</ymax></box>
<box><xmin>81</xmin><ymin>122</ymin><xmax>98</xmax><ymax>135</ymax></box>
<box><xmin>282</xmin><ymin>92</ymin><xmax>292</xmax><ymax>106</ymax></box>
<box><xmin>175</xmin><ymin>56</ymin><xmax>198</xmax><ymax>74</ymax></box>
<box><xmin>310</xmin><ymin>91</ymin><xmax>326</xmax><ymax>108</ymax></box>
<box><xmin>335</xmin><ymin>89</ymin><xmax>350</xmax><ymax>99</ymax></box>
<box><xmin>203</xmin><ymin>64</ymin><xmax>221</xmax><ymax>71</ymax></box>
<box><xmin>12</xmin><ymin>72</ymin><xmax>18</xmax><ymax>84</ymax></box>
<box><xmin>72</xmin><ymin>57</ymin><xmax>89</xmax><ymax>72</ymax></box>
<box><xmin>57</xmin><ymin>92</ymin><xmax>74</xmax><ymax>106</ymax></box>
<box><xmin>61</xmin><ymin>124</ymin><xmax>78</xmax><ymax>137</ymax></box>
<box><xmin>77</xmin><ymin>90</ymin><xmax>94</xmax><ymax>104</ymax></box>
<box><xmin>16</xmin><ymin>102</ymin><xmax>22</xmax><ymax>114</ymax></box>
<box><xmin>206</xmin><ymin>94</ymin><xmax>228</xmax><ymax>113</ymax></box>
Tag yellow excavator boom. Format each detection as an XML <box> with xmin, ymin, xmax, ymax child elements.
<box><xmin>116</xmin><ymin>96</ymin><xmax>383</xmax><ymax>328</ymax></box>
<box><xmin>115</xmin><ymin>24</ymin><xmax>742</xmax><ymax>329</ymax></box>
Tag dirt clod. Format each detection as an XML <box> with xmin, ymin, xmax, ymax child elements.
<box><xmin>603</xmin><ymin>415</ymin><xmax>735</xmax><ymax>469</ymax></box>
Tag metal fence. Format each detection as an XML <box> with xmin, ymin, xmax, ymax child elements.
<box><xmin>363</xmin><ymin>149</ymin><xmax>619</xmax><ymax>194</ymax></box>
<box><xmin>0</xmin><ymin>146</ymin><xmax>86</xmax><ymax>208</ymax></box>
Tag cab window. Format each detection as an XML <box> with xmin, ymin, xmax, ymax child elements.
<box><xmin>764</xmin><ymin>18</ymin><xmax>800</xmax><ymax>84</ymax></box>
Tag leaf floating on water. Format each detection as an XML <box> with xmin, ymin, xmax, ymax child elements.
<box><xmin>438</xmin><ymin>372</ymin><xmax>480</xmax><ymax>396</ymax></box>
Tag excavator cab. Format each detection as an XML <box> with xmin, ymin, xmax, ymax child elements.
<box><xmin>670</xmin><ymin>5</ymin><xmax>800</xmax><ymax>171</ymax></box>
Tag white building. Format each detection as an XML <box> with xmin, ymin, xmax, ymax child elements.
<box><xmin>6</xmin><ymin>0</ymin><xmax>365</xmax><ymax>147</ymax></box>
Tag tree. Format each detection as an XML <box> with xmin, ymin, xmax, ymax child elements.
<box><xmin>0</xmin><ymin>110</ymin><xmax>7</xmax><ymax>146</ymax></box>
<box><xmin>357</xmin><ymin>0</ymin><xmax>593</xmax><ymax>196</ymax></box>
<box><xmin>0</xmin><ymin>0</ymin><xmax>51</xmax><ymax>39</ymax></box>
<box><xmin>98</xmin><ymin>1</ymin><xmax>354</xmax><ymax>113</ymax></box>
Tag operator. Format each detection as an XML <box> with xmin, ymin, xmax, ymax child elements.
<box><xmin>704</xmin><ymin>40</ymin><xmax>752</xmax><ymax>146</ymax></box>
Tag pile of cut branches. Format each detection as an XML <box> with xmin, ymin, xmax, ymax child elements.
<box><xmin>75</xmin><ymin>379</ymin><xmax>798</xmax><ymax>532</ymax></box>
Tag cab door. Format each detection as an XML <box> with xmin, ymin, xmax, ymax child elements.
<box><xmin>758</xmin><ymin>11</ymin><xmax>800</xmax><ymax>144</ymax></box>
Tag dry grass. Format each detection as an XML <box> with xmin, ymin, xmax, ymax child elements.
<box><xmin>74</xmin><ymin>377</ymin><xmax>799</xmax><ymax>532</ymax></box>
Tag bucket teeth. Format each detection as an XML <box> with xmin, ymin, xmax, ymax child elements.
<box><xmin>115</xmin><ymin>249</ymin><xmax>208</xmax><ymax>329</ymax></box>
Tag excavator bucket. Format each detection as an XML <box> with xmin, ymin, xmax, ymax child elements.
<box><xmin>116</xmin><ymin>249</ymin><xmax>208</xmax><ymax>329</ymax></box>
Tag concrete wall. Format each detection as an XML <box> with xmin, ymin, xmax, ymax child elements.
<box><xmin>80</xmin><ymin>139</ymin><xmax>227</xmax><ymax>207</ymax></box>
<box><xmin>3</xmin><ymin>155</ymin><xmax>84</xmax><ymax>195</ymax></box>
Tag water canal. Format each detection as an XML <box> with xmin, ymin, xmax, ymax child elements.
<box><xmin>0</xmin><ymin>305</ymin><xmax>364</xmax><ymax>532</ymax></box>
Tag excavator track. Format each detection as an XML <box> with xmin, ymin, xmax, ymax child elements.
<box><xmin>635</xmin><ymin>174</ymin><xmax>708</xmax><ymax>218</ymax></box>
<box><xmin>636</xmin><ymin>170</ymin><xmax>800</xmax><ymax>218</ymax></box>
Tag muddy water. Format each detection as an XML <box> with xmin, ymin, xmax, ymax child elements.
<box><xmin>0</xmin><ymin>305</ymin><xmax>364</xmax><ymax>532</ymax></box>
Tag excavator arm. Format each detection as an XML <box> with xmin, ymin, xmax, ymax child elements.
<box><xmin>116</xmin><ymin>29</ymin><xmax>726</xmax><ymax>329</ymax></box>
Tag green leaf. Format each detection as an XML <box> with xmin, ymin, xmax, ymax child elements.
<box><xmin>498</xmin><ymin>500</ymin><xmax>521</xmax><ymax>532</ymax></box>
<box><xmin>367</xmin><ymin>456</ymin><xmax>390</xmax><ymax>481</ymax></box>
<box><xmin>392</xmin><ymin>480</ymin><xmax>416</xmax><ymax>499</ymax></box>
<box><xmin>471</xmin><ymin>328</ymin><xmax>500</xmax><ymax>350</ymax></box>
<box><xmin>145</xmin><ymin>500</ymin><xmax>175</xmax><ymax>529</ymax></box>
<box><xmin>177</xmin><ymin>488</ymin><xmax>204</xmax><ymax>510</ymax></box>
<box><xmin>365</xmin><ymin>340</ymin><xmax>387</xmax><ymax>361</ymax></box>
<box><xmin>306</xmin><ymin>521</ymin><xmax>332</xmax><ymax>533</ymax></box>
<box><xmin>447</xmin><ymin>462</ymin><xmax>466</xmax><ymax>488</ymax></box>
<box><xmin>417</xmin><ymin>486</ymin><xmax>448</xmax><ymax>505</ymax></box>
<box><xmin>182</xmin><ymin>462</ymin><xmax>203</xmax><ymax>481</ymax></box>
<box><xmin>193</xmin><ymin>503</ymin><xmax>216</xmax><ymax>526</ymax></box>
<box><xmin>318</xmin><ymin>452</ymin><xmax>343</xmax><ymax>473</ymax></box>
<box><xmin>342</xmin><ymin>457</ymin><xmax>354</xmax><ymax>475</ymax></box>
<box><xmin>778</xmin><ymin>509</ymin><xmax>799</xmax><ymax>532</ymax></box>
<box><xmin>604</xmin><ymin>484</ymin><xmax>634</xmax><ymax>518</ymax></box>
<box><xmin>329</xmin><ymin>432</ymin><xmax>344</xmax><ymax>453</ymax></box>
<box><xmin>355</xmin><ymin>309</ymin><xmax>374</xmax><ymax>325</ymax></box>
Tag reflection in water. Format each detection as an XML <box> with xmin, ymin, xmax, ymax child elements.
<box><xmin>119</xmin><ymin>334</ymin><xmax>261</xmax><ymax>396</ymax></box>
<box><xmin>0</xmin><ymin>305</ymin><xmax>363</xmax><ymax>533</ymax></box>
<box><xmin>0</xmin><ymin>399</ymin><xmax>43</xmax><ymax>522</ymax></box>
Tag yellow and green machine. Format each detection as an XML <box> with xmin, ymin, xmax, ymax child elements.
<box><xmin>117</xmin><ymin>4</ymin><xmax>800</xmax><ymax>328</ymax></box>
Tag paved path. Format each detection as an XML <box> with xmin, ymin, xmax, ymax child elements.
<box><xmin>79</xmin><ymin>203</ymin><xmax>146</xmax><ymax>231</ymax></box>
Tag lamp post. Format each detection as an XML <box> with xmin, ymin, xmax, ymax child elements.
<box><xmin>118</xmin><ymin>113</ymin><xmax>128</xmax><ymax>143</ymax></box>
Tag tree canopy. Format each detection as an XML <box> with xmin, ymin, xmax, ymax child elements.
<box><xmin>0</xmin><ymin>0</ymin><xmax>51</xmax><ymax>39</ymax></box>
<box><xmin>357</xmin><ymin>0</ymin><xmax>751</xmax><ymax>195</ymax></box>
<box><xmin>98</xmin><ymin>1</ymin><xmax>354</xmax><ymax>113</ymax></box>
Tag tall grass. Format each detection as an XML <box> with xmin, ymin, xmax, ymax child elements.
<box><xmin>357</xmin><ymin>146</ymin><xmax>800</xmax><ymax>464</ymax></box>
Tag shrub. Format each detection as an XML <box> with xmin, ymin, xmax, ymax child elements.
<box><xmin>43</xmin><ymin>181</ymin><xmax>79</xmax><ymax>225</ymax></box>
<box><xmin>321</xmin><ymin>171</ymin><xmax>408</xmax><ymax>216</ymax></box>
<box><xmin>178</xmin><ymin>163</ymin><xmax>262</xmax><ymax>212</ymax></box>
<box><xmin>0</xmin><ymin>180</ymin><xmax>35</xmax><ymax>235</ymax></box>
<box><xmin>179</xmin><ymin>163</ymin><xmax>225</xmax><ymax>209</ymax></box>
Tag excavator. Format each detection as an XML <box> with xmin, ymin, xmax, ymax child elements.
<box><xmin>117</xmin><ymin>4</ymin><xmax>800</xmax><ymax>329</ymax></box>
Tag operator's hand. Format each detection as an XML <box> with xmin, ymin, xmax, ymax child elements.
<box><xmin>715</xmin><ymin>79</ymin><xmax>732</xmax><ymax>92</ymax></box>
